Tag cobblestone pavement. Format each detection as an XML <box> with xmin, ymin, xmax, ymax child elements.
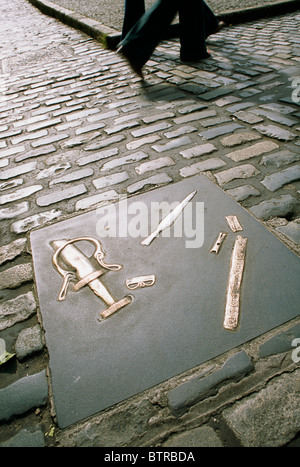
<box><xmin>0</xmin><ymin>0</ymin><xmax>300</xmax><ymax>448</ymax></box>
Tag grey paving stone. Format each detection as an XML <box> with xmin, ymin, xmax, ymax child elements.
<box><xmin>131</xmin><ymin>122</ymin><xmax>172</xmax><ymax>138</ymax></box>
<box><xmin>0</xmin><ymin>158</ymin><xmax>8</xmax><ymax>168</ymax></box>
<box><xmin>233</xmin><ymin>110</ymin><xmax>264</xmax><ymax>124</ymax></box>
<box><xmin>0</xmin><ymin>238</ymin><xmax>27</xmax><ymax>266</ymax></box>
<box><xmin>164</xmin><ymin>125</ymin><xmax>197</xmax><ymax>138</ymax></box>
<box><xmin>75</xmin><ymin>189</ymin><xmax>119</xmax><ymax>211</ymax></box>
<box><xmin>180</xmin><ymin>143</ymin><xmax>217</xmax><ymax>159</ymax></box>
<box><xmin>214</xmin><ymin>164</ymin><xmax>260</xmax><ymax>186</ymax></box>
<box><xmin>250</xmin><ymin>195</ymin><xmax>297</xmax><ymax>220</ymax></box>
<box><xmin>60</xmin><ymin>131</ymin><xmax>101</xmax><ymax>148</ymax></box>
<box><xmin>36</xmin><ymin>164</ymin><xmax>74</xmax><ymax>181</ymax></box>
<box><xmin>253</xmin><ymin>124</ymin><xmax>297</xmax><ymax>141</ymax></box>
<box><xmin>65</xmin><ymin>107</ymin><xmax>100</xmax><ymax>122</ymax></box>
<box><xmin>222</xmin><ymin>370</ymin><xmax>300</xmax><ymax>447</ymax></box>
<box><xmin>226</xmin><ymin>141</ymin><xmax>279</xmax><ymax>162</ymax></box>
<box><xmin>0</xmin><ymin>161</ymin><xmax>37</xmax><ymax>180</ymax></box>
<box><xmin>198</xmin><ymin>88</ymin><xmax>234</xmax><ymax>101</ymax></box>
<box><xmin>14</xmin><ymin>144</ymin><xmax>56</xmax><ymax>162</ymax></box>
<box><xmin>36</xmin><ymin>184</ymin><xmax>87</xmax><ymax>207</ymax></box>
<box><xmin>199</xmin><ymin>123</ymin><xmax>243</xmax><ymax>140</ymax></box>
<box><xmin>177</xmin><ymin>103</ymin><xmax>208</xmax><ymax>115</ymax></box>
<box><xmin>84</xmin><ymin>135</ymin><xmax>125</xmax><ymax>151</ymax></box>
<box><xmin>100</xmin><ymin>151</ymin><xmax>148</xmax><ymax>172</ymax></box>
<box><xmin>135</xmin><ymin>156</ymin><xmax>175</xmax><ymax>175</ymax></box>
<box><xmin>0</xmin><ymin>370</ymin><xmax>48</xmax><ymax>422</ymax></box>
<box><xmin>258</xmin><ymin>323</ymin><xmax>300</xmax><ymax>358</ymax></box>
<box><xmin>220</xmin><ymin>132</ymin><xmax>261</xmax><ymax>148</ymax></box>
<box><xmin>0</xmin><ymin>145</ymin><xmax>25</xmax><ymax>158</ymax></box>
<box><xmin>0</xmin><ymin>263</ymin><xmax>32</xmax><ymax>291</ymax></box>
<box><xmin>180</xmin><ymin>158</ymin><xmax>226</xmax><ymax>178</ymax></box>
<box><xmin>0</xmin><ymin>202</ymin><xmax>29</xmax><ymax>220</ymax></box>
<box><xmin>261</xmin><ymin>164</ymin><xmax>300</xmax><ymax>192</ymax></box>
<box><xmin>0</xmin><ymin>292</ymin><xmax>36</xmax><ymax>331</ymax></box>
<box><xmin>142</xmin><ymin>112</ymin><xmax>175</xmax><ymax>123</ymax></box>
<box><xmin>163</xmin><ymin>425</ymin><xmax>224</xmax><ymax>447</ymax></box>
<box><xmin>104</xmin><ymin>121</ymin><xmax>140</xmax><ymax>135</ymax></box>
<box><xmin>226</xmin><ymin>184</ymin><xmax>261</xmax><ymax>201</ymax></box>
<box><xmin>76</xmin><ymin>148</ymin><xmax>119</xmax><ymax>166</ymax></box>
<box><xmin>249</xmin><ymin>108</ymin><xmax>298</xmax><ymax>126</ymax></box>
<box><xmin>173</xmin><ymin>110</ymin><xmax>216</xmax><ymax>125</ymax></box>
<box><xmin>0</xmin><ymin>428</ymin><xmax>45</xmax><ymax>447</ymax></box>
<box><xmin>168</xmin><ymin>351</ymin><xmax>254</xmax><ymax>417</ymax></box>
<box><xmin>126</xmin><ymin>135</ymin><xmax>160</xmax><ymax>150</ymax></box>
<box><xmin>0</xmin><ymin>185</ymin><xmax>43</xmax><ymax>205</ymax></box>
<box><xmin>27</xmin><ymin>117</ymin><xmax>62</xmax><ymax>132</ymax></box>
<box><xmin>15</xmin><ymin>324</ymin><xmax>44</xmax><ymax>361</ymax></box>
<box><xmin>10</xmin><ymin>209</ymin><xmax>62</xmax><ymax>234</ymax></box>
<box><xmin>49</xmin><ymin>168</ymin><xmax>94</xmax><ymax>187</ymax></box>
<box><xmin>92</xmin><ymin>171</ymin><xmax>129</xmax><ymax>189</ymax></box>
<box><xmin>127</xmin><ymin>173</ymin><xmax>172</xmax><ymax>194</ymax></box>
<box><xmin>260</xmin><ymin>150</ymin><xmax>300</xmax><ymax>168</ymax></box>
<box><xmin>152</xmin><ymin>136</ymin><xmax>191</xmax><ymax>153</ymax></box>
<box><xmin>0</xmin><ymin>179</ymin><xmax>23</xmax><ymax>191</ymax></box>
<box><xmin>276</xmin><ymin>221</ymin><xmax>300</xmax><ymax>244</ymax></box>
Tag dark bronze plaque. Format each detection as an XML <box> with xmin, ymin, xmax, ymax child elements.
<box><xmin>30</xmin><ymin>175</ymin><xmax>300</xmax><ymax>428</ymax></box>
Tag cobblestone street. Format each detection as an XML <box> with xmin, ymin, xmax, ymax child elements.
<box><xmin>0</xmin><ymin>0</ymin><xmax>299</xmax><ymax>448</ymax></box>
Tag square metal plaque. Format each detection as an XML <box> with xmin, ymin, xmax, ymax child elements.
<box><xmin>30</xmin><ymin>175</ymin><xmax>300</xmax><ymax>428</ymax></box>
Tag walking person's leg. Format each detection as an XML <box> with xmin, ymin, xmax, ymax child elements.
<box><xmin>202</xmin><ymin>0</ymin><xmax>219</xmax><ymax>37</ymax></box>
<box><xmin>119</xmin><ymin>0</ymin><xmax>179</xmax><ymax>77</ymax></box>
<box><xmin>122</xmin><ymin>0</ymin><xmax>146</xmax><ymax>39</ymax></box>
<box><xmin>179</xmin><ymin>0</ymin><xmax>209</xmax><ymax>62</ymax></box>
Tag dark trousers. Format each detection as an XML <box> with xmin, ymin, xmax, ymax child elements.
<box><xmin>122</xmin><ymin>0</ymin><xmax>182</xmax><ymax>40</ymax></box>
<box><xmin>121</xmin><ymin>0</ymin><xmax>218</xmax><ymax>65</ymax></box>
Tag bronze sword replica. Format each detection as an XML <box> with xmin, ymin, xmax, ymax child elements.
<box><xmin>52</xmin><ymin>237</ymin><xmax>133</xmax><ymax>321</ymax></box>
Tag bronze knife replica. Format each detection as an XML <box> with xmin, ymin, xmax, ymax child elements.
<box><xmin>141</xmin><ymin>191</ymin><xmax>197</xmax><ymax>246</ymax></box>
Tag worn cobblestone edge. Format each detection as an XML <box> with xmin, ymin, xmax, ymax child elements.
<box><xmin>28</xmin><ymin>0</ymin><xmax>300</xmax><ymax>42</ymax></box>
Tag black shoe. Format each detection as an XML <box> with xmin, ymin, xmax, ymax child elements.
<box><xmin>103</xmin><ymin>34</ymin><xmax>122</xmax><ymax>51</ymax></box>
<box><xmin>117</xmin><ymin>46</ymin><xmax>144</xmax><ymax>79</ymax></box>
<box><xmin>180</xmin><ymin>51</ymin><xmax>211</xmax><ymax>63</ymax></box>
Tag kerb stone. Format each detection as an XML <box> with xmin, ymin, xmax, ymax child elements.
<box><xmin>167</xmin><ymin>351</ymin><xmax>254</xmax><ymax>417</ymax></box>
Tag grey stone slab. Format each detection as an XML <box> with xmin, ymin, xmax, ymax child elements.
<box><xmin>168</xmin><ymin>351</ymin><xmax>254</xmax><ymax>417</ymax></box>
<box><xmin>30</xmin><ymin>175</ymin><xmax>300</xmax><ymax>428</ymax></box>
<box><xmin>15</xmin><ymin>324</ymin><xmax>44</xmax><ymax>361</ymax></box>
<box><xmin>0</xmin><ymin>370</ymin><xmax>48</xmax><ymax>422</ymax></box>
<box><xmin>163</xmin><ymin>425</ymin><xmax>223</xmax><ymax>447</ymax></box>
<box><xmin>0</xmin><ymin>428</ymin><xmax>45</xmax><ymax>447</ymax></box>
<box><xmin>258</xmin><ymin>323</ymin><xmax>300</xmax><ymax>358</ymax></box>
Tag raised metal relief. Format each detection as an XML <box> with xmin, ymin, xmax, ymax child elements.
<box><xmin>141</xmin><ymin>191</ymin><xmax>197</xmax><ymax>246</ymax></box>
<box><xmin>210</xmin><ymin>232</ymin><xmax>227</xmax><ymax>254</ymax></box>
<box><xmin>126</xmin><ymin>275</ymin><xmax>156</xmax><ymax>290</ymax></box>
<box><xmin>225</xmin><ymin>215</ymin><xmax>243</xmax><ymax>233</ymax></box>
<box><xmin>52</xmin><ymin>237</ymin><xmax>132</xmax><ymax>321</ymax></box>
<box><xmin>223</xmin><ymin>235</ymin><xmax>248</xmax><ymax>331</ymax></box>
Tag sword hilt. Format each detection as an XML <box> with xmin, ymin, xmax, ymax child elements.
<box><xmin>52</xmin><ymin>237</ymin><xmax>122</xmax><ymax>301</ymax></box>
